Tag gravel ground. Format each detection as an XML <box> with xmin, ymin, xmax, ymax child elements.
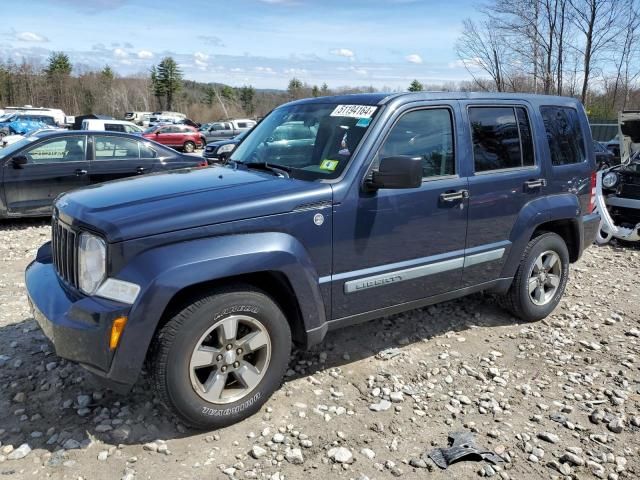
<box><xmin>1</xmin><ymin>219</ymin><xmax>639</xmax><ymax>480</ymax></box>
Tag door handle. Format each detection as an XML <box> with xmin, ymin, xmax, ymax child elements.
<box><xmin>75</xmin><ymin>169</ymin><xmax>87</xmax><ymax>176</ymax></box>
<box><xmin>524</xmin><ymin>179</ymin><xmax>546</xmax><ymax>190</ymax></box>
<box><xmin>136</xmin><ymin>167</ymin><xmax>145</xmax><ymax>174</ymax></box>
<box><xmin>440</xmin><ymin>189</ymin><xmax>469</xmax><ymax>202</ymax></box>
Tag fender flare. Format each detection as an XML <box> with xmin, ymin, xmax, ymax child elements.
<box><xmin>500</xmin><ymin>194</ymin><xmax>581</xmax><ymax>279</ymax></box>
<box><xmin>107</xmin><ymin>232</ymin><xmax>326</xmax><ymax>386</ymax></box>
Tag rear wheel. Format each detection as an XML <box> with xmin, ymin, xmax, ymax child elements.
<box><xmin>183</xmin><ymin>141</ymin><xmax>196</xmax><ymax>153</ymax></box>
<box><xmin>500</xmin><ymin>232</ymin><xmax>569</xmax><ymax>322</ymax></box>
<box><xmin>149</xmin><ymin>286</ymin><xmax>291</xmax><ymax>429</ymax></box>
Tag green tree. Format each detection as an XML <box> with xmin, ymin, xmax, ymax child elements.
<box><xmin>408</xmin><ymin>79</ymin><xmax>423</xmax><ymax>92</ymax></box>
<box><xmin>320</xmin><ymin>82</ymin><xmax>329</xmax><ymax>95</ymax></box>
<box><xmin>239</xmin><ymin>85</ymin><xmax>255</xmax><ymax>115</ymax></box>
<box><xmin>311</xmin><ymin>85</ymin><xmax>320</xmax><ymax>97</ymax></box>
<box><xmin>220</xmin><ymin>85</ymin><xmax>235</xmax><ymax>101</ymax></box>
<box><xmin>151</xmin><ymin>57</ymin><xmax>183</xmax><ymax>110</ymax></box>
<box><xmin>287</xmin><ymin>77</ymin><xmax>303</xmax><ymax>99</ymax></box>
<box><xmin>46</xmin><ymin>52</ymin><xmax>72</xmax><ymax>77</ymax></box>
<box><xmin>204</xmin><ymin>85</ymin><xmax>216</xmax><ymax>106</ymax></box>
<box><xmin>101</xmin><ymin>65</ymin><xmax>115</xmax><ymax>81</ymax></box>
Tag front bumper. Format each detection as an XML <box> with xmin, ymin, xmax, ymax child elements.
<box><xmin>25</xmin><ymin>242</ymin><xmax>132</xmax><ymax>392</ymax></box>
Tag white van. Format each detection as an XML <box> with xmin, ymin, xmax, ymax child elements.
<box><xmin>124</xmin><ymin>111</ymin><xmax>152</xmax><ymax>125</ymax></box>
<box><xmin>4</xmin><ymin>106</ymin><xmax>67</xmax><ymax>126</ymax></box>
<box><xmin>81</xmin><ymin>119</ymin><xmax>143</xmax><ymax>133</ymax></box>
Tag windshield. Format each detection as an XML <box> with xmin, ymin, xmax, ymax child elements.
<box><xmin>229</xmin><ymin>102</ymin><xmax>379</xmax><ymax>180</ymax></box>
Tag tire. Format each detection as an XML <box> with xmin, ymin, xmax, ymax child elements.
<box><xmin>149</xmin><ymin>285</ymin><xmax>291</xmax><ymax>429</ymax></box>
<box><xmin>183</xmin><ymin>141</ymin><xmax>196</xmax><ymax>153</ymax></box>
<box><xmin>500</xmin><ymin>232</ymin><xmax>570</xmax><ymax>322</ymax></box>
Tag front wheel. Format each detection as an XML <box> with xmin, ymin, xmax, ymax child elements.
<box><xmin>500</xmin><ymin>232</ymin><xmax>569</xmax><ymax>322</ymax></box>
<box><xmin>149</xmin><ymin>286</ymin><xmax>291</xmax><ymax>429</ymax></box>
<box><xmin>183</xmin><ymin>141</ymin><xmax>196</xmax><ymax>153</ymax></box>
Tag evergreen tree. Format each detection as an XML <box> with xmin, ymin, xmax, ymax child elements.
<box><xmin>408</xmin><ymin>79</ymin><xmax>424</xmax><ymax>92</ymax></box>
<box><xmin>46</xmin><ymin>52</ymin><xmax>72</xmax><ymax>77</ymax></box>
<box><xmin>287</xmin><ymin>78</ymin><xmax>303</xmax><ymax>99</ymax></box>
<box><xmin>101</xmin><ymin>65</ymin><xmax>115</xmax><ymax>81</ymax></box>
<box><xmin>239</xmin><ymin>85</ymin><xmax>255</xmax><ymax>115</ymax></box>
<box><xmin>151</xmin><ymin>57</ymin><xmax>183</xmax><ymax>110</ymax></box>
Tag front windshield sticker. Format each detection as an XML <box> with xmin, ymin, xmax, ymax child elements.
<box><xmin>330</xmin><ymin>105</ymin><xmax>377</xmax><ymax>119</ymax></box>
<box><xmin>356</xmin><ymin>117</ymin><xmax>372</xmax><ymax>127</ymax></box>
<box><xmin>319</xmin><ymin>159</ymin><xmax>339</xmax><ymax>171</ymax></box>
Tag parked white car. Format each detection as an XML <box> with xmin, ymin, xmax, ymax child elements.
<box><xmin>148</xmin><ymin>111</ymin><xmax>186</xmax><ymax>127</ymax></box>
<box><xmin>81</xmin><ymin>119</ymin><xmax>143</xmax><ymax>133</ymax></box>
<box><xmin>124</xmin><ymin>111</ymin><xmax>152</xmax><ymax>125</ymax></box>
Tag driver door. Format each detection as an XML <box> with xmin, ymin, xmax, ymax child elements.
<box><xmin>3</xmin><ymin>135</ymin><xmax>89</xmax><ymax>216</ymax></box>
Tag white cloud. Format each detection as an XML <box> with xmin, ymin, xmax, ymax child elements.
<box><xmin>405</xmin><ymin>54</ymin><xmax>423</xmax><ymax>64</ymax></box>
<box><xmin>113</xmin><ymin>48</ymin><xmax>128</xmax><ymax>58</ymax></box>
<box><xmin>330</xmin><ymin>48</ymin><xmax>355</xmax><ymax>59</ymax></box>
<box><xmin>450</xmin><ymin>57</ymin><xmax>482</xmax><ymax>69</ymax></box>
<box><xmin>194</xmin><ymin>52</ymin><xmax>209</xmax><ymax>68</ymax></box>
<box><xmin>255</xmin><ymin>66</ymin><xmax>276</xmax><ymax>74</ymax></box>
<box><xmin>137</xmin><ymin>50</ymin><xmax>153</xmax><ymax>59</ymax></box>
<box><xmin>16</xmin><ymin>32</ymin><xmax>48</xmax><ymax>42</ymax></box>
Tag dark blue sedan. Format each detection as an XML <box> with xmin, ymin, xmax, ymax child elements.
<box><xmin>0</xmin><ymin>130</ymin><xmax>206</xmax><ymax>218</ymax></box>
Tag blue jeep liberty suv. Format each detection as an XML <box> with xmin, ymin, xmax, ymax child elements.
<box><xmin>25</xmin><ymin>92</ymin><xmax>600</xmax><ymax>428</ymax></box>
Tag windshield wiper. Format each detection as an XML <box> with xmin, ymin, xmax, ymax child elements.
<box><xmin>235</xmin><ymin>161</ymin><xmax>292</xmax><ymax>178</ymax></box>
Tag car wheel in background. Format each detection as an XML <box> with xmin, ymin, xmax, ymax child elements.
<box><xmin>149</xmin><ymin>285</ymin><xmax>292</xmax><ymax>429</ymax></box>
<box><xmin>183</xmin><ymin>141</ymin><xmax>196</xmax><ymax>153</ymax></box>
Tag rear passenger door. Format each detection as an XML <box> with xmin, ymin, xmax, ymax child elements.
<box><xmin>461</xmin><ymin>103</ymin><xmax>544</xmax><ymax>286</ymax></box>
<box><xmin>89</xmin><ymin>135</ymin><xmax>159</xmax><ymax>183</ymax></box>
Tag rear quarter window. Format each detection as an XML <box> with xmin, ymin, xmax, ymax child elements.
<box><xmin>540</xmin><ymin>106</ymin><xmax>586</xmax><ymax>165</ymax></box>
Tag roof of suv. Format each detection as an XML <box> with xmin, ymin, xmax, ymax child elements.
<box><xmin>286</xmin><ymin>91</ymin><xmax>584</xmax><ymax>107</ymax></box>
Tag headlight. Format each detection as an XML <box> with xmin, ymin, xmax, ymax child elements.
<box><xmin>602</xmin><ymin>172</ymin><xmax>619</xmax><ymax>189</ymax></box>
<box><xmin>217</xmin><ymin>144</ymin><xmax>236</xmax><ymax>154</ymax></box>
<box><xmin>78</xmin><ymin>233</ymin><xmax>106</xmax><ymax>295</ymax></box>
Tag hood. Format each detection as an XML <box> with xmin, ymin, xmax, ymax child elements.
<box><xmin>56</xmin><ymin>166</ymin><xmax>333</xmax><ymax>242</ymax></box>
<box><xmin>619</xmin><ymin>111</ymin><xmax>640</xmax><ymax>163</ymax></box>
<box><xmin>207</xmin><ymin>138</ymin><xmax>239</xmax><ymax>147</ymax></box>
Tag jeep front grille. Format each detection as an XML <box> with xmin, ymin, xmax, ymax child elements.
<box><xmin>51</xmin><ymin>218</ymin><xmax>79</xmax><ymax>287</ymax></box>
<box><xmin>620</xmin><ymin>183</ymin><xmax>640</xmax><ymax>200</ymax></box>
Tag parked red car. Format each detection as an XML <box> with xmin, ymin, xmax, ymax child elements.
<box><xmin>142</xmin><ymin>125</ymin><xmax>205</xmax><ymax>153</ymax></box>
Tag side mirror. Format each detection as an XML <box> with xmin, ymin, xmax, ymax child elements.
<box><xmin>367</xmin><ymin>156</ymin><xmax>422</xmax><ymax>190</ymax></box>
<box><xmin>11</xmin><ymin>155</ymin><xmax>28</xmax><ymax>168</ymax></box>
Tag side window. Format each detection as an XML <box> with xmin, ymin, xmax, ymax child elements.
<box><xmin>378</xmin><ymin>108</ymin><xmax>455</xmax><ymax>178</ymax></box>
<box><xmin>540</xmin><ymin>106</ymin><xmax>586</xmax><ymax>165</ymax></box>
<box><xmin>25</xmin><ymin>137</ymin><xmax>86</xmax><ymax>163</ymax></box>
<box><xmin>105</xmin><ymin>123</ymin><xmax>126</xmax><ymax>133</ymax></box>
<box><xmin>237</xmin><ymin>122</ymin><xmax>248</xmax><ymax>128</ymax></box>
<box><xmin>469</xmin><ymin>106</ymin><xmax>534</xmax><ymax>172</ymax></box>
<box><xmin>140</xmin><ymin>143</ymin><xmax>158</xmax><ymax>159</ymax></box>
<box><xmin>94</xmin><ymin>136</ymin><xmax>140</xmax><ymax>160</ymax></box>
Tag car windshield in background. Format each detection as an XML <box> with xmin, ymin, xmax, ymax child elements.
<box><xmin>229</xmin><ymin>102</ymin><xmax>379</xmax><ymax>180</ymax></box>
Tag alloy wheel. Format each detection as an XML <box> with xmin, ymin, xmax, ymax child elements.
<box><xmin>189</xmin><ymin>315</ymin><xmax>271</xmax><ymax>404</ymax></box>
<box><xmin>527</xmin><ymin>250</ymin><xmax>562</xmax><ymax>306</ymax></box>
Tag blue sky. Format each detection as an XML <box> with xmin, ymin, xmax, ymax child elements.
<box><xmin>1</xmin><ymin>0</ymin><xmax>480</xmax><ymax>89</ymax></box>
